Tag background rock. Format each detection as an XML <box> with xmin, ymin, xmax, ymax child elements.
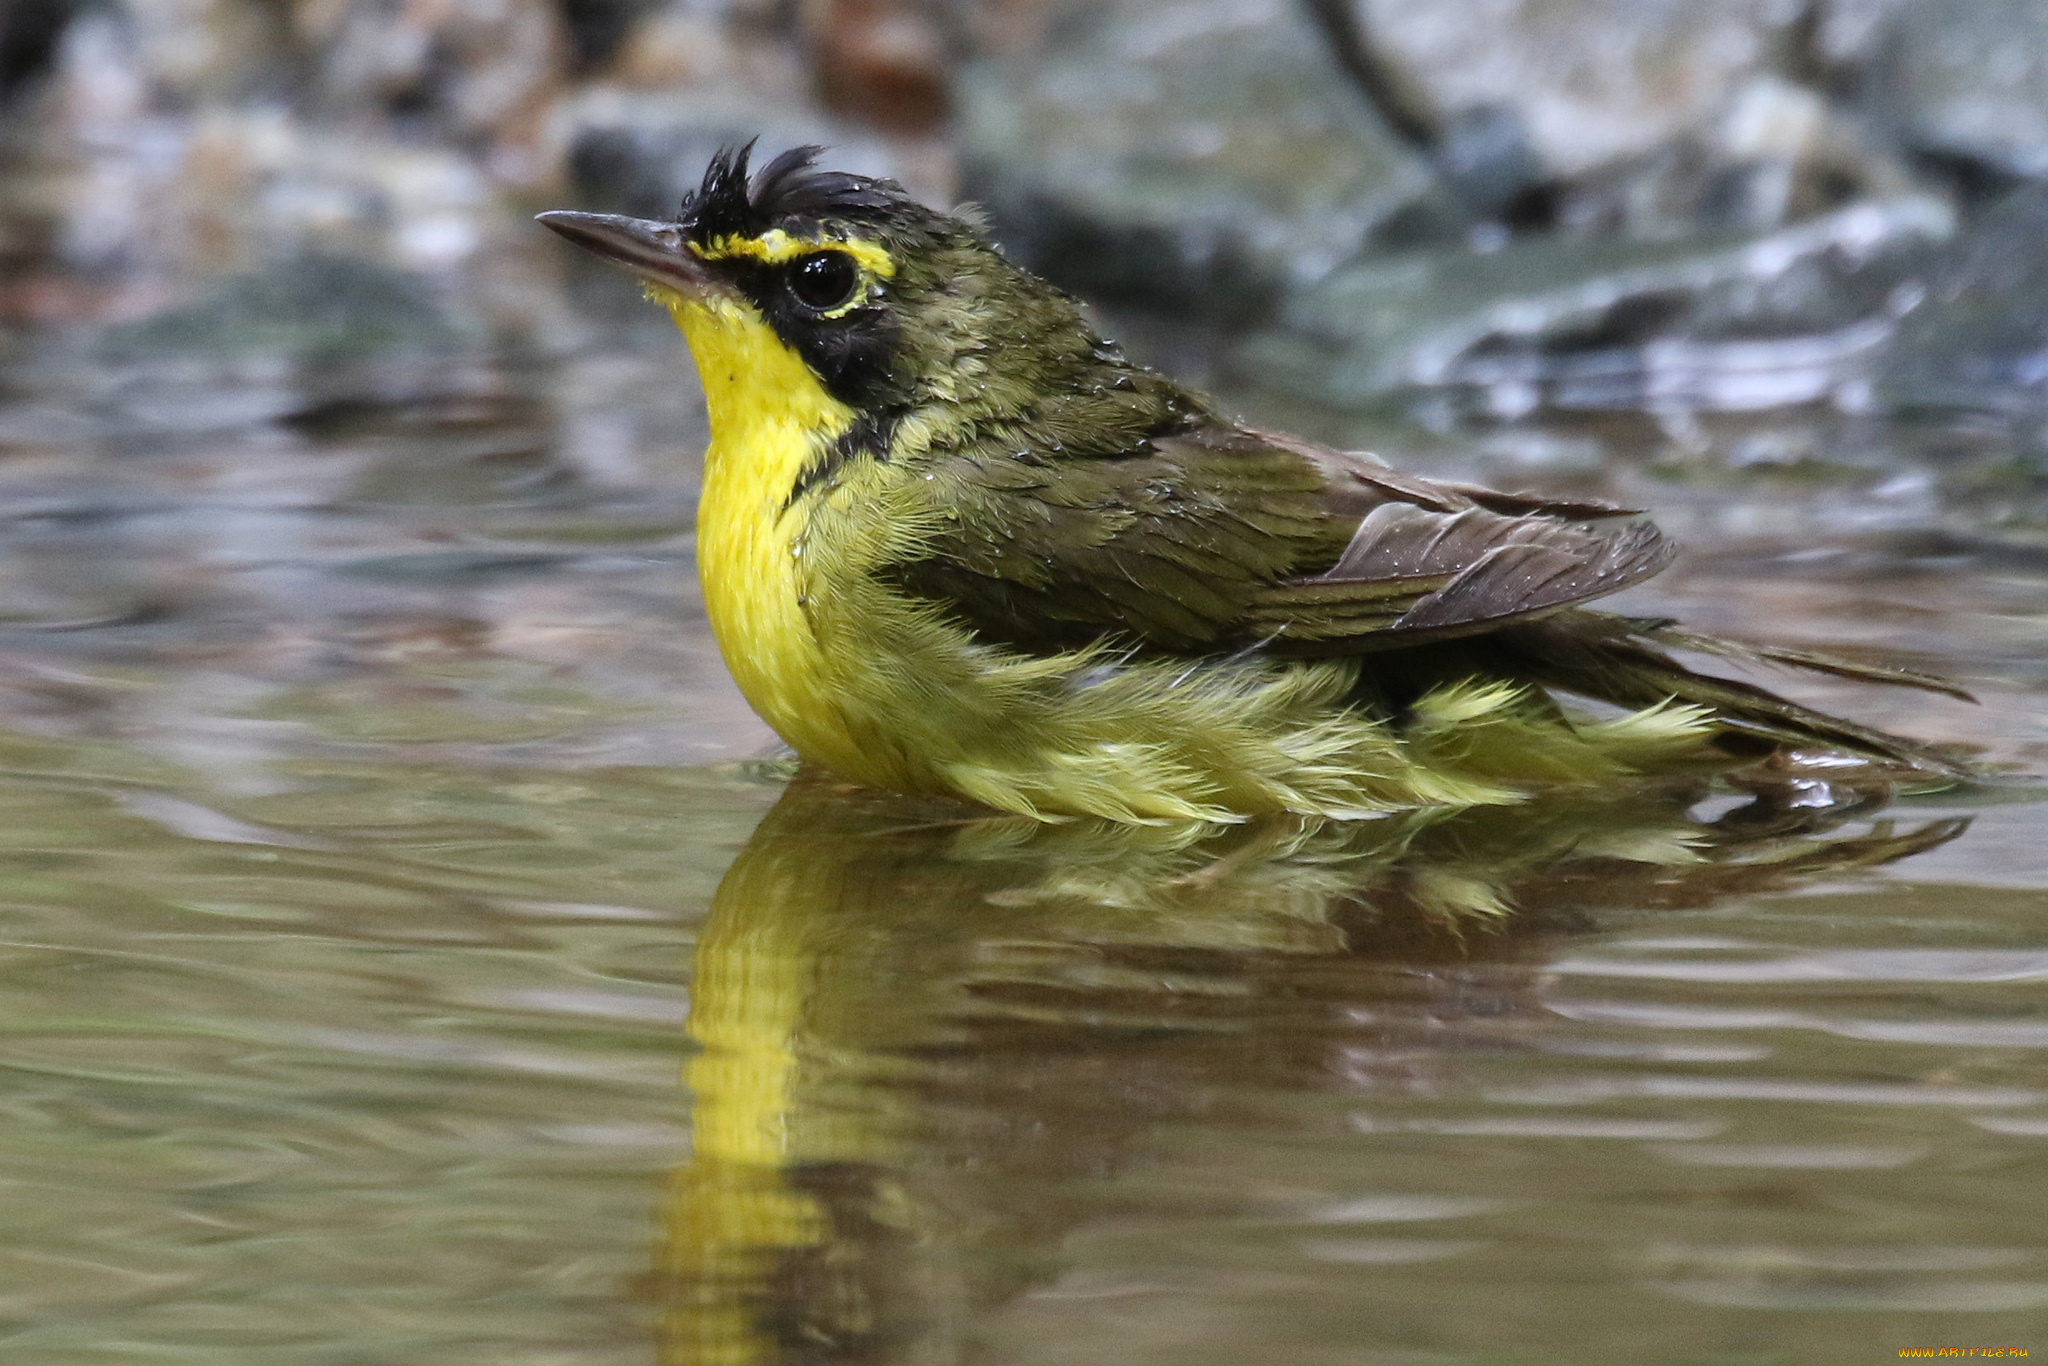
<box><xmin>1863</xmin><ymin>0</ymin><xmax>2048</xmax><ymax>184</ymax></box>
<box><xmin>808</xmin><ymin>0</ymin><xmax>952</xmax><ymax>135</ymax></box>
<box><xmin>1315</xmin><ymin>0</ymin><xmax>1924</xmax><ymax>237</ymax></box>
<box><xmin>1249</xmin><ymin>197</ymin><xmax>1952</xmax><ymax>416</ymax></box>
<box><xmin>1878</xmin><ymin>183</ymin><xmax>2048</xmax><ymax>417</ymax></box>
<box><xmin>1339</xmin><ymin>0</ymin><xmax>1811</xmax><ymax>179</ymax></box>
<box><xmin>5</xmin><ymin>0</ymin><xmax>2048</xmax><ymax>435</ymax></box>
<box><xmin>99</xmin><ymin>254</ymin><xmax>466</xmax><ymax>366</ymax></box>
<box><xmin>957</xmin><ymin>0</ymin><xmax>1449</xmax><ymax>320</ymax></box>
<box><xmin>559</xmin><ymin>88</ymin><xmax>933</xmax><ymax>222</ymax></box>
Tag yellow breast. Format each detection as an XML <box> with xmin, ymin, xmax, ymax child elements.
<box><xmin>671</xmin><ymin>294</ymin><xmax>877</xmax><ymax>778</ymax></box>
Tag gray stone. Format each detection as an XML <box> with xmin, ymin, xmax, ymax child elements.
<box><xmin>1878</xmin><ymin>184</ymin><xmax>2048</xmax><ymax>416</ymax></box>
<box><xmin>1341</xmin><ymin>0</ymin><xmax>1811</xmax><ymax>178</ymax></box>
<box><xmin>1248</xmin><ymin>196</ymin><xmax>1953</xmax><ymax>415</ymax></box>
<box><xmin>561</xmin><ymin>88</ymin><xmax>924</xmax><ymax>220</ymax></box>
<box><xmin>1810</xmin><ymin>0</ymin><xmax>1911</xmax><ymax>70</ymax></box>
<box><xmin>1866</xmin><ymin>0</ymin><xmax>2048</xmax><ymax>181</ymax></box>
<box><xmin>956</xmin><ymin>0</ymin><xmax>1446</xmax><ymax>320</ymax></box>
<box><xmin>1321</xmin><ymin>0</ymin><xmax>1922</xmax><ymax>237</ymax></box>
<box><xmin>99</xmin><ymin>254</ymin><xmax>466</xmax><ymax>365</ymax></box>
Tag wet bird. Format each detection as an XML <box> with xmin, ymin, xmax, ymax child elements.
<box><xmin>538</xmin><ymin>144</ymin><xmax>1965</xmax><ymax>823</ymax></box>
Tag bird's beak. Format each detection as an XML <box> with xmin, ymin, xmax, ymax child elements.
<box><xmin>535</xmin><ymin>211</ymin><xmax>714</xmax><ymax>296</ymax></box>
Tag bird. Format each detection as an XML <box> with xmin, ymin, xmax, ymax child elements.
<box><xmin>537</xmin><ymin>143</ymin><xmax>1968</xmax><ymax>824</ymax></box>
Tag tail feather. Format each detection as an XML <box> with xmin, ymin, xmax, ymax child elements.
<box><xmin>1647</xmin><ymin>625</ymin><xmax>1976</xmax><ymax>704</ymax></box>
<box><xmin>1505</xmin><ymin>614</ymin><xmax>1971</xmax><ymax>777</ymax></box>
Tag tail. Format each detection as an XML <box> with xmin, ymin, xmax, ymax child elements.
<box><xmin>1503</xmin><ymin>613</ymin><xmax>1973</xmax><ymax>777</ymax></box>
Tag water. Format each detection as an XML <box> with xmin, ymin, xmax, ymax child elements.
<box><xmin>0</xmin><ymin>317</ymin><xmax>2046</xmax><ymax>1364</ymax></box>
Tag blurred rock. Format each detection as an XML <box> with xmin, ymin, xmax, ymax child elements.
<box><xmin>957</xmin><ymin>0</ymin><xmax>1449</xmax><ymax>320</ymax></box>
<box><xmin>65</xmin><ymin>250</ymin><xmax>497</xmax><ymax>441</ymax></box>
<box><xmin>1877</xmin><ymin>184</ymin><xmax>2048</xmax><ymax>416</ymax></box>
<box><xmin>809</xmin><ymin>0</ymin><xmax>951</xmax><ymax>135</ymax></box>
<box><xmin>0</xmin><ymin>3</ymin><xmax>486</xmax><ymax>288</ymax></box>
<box><xmin>558</xmin><ymin>0</ymin><xmax>660</xmax><ymax>71</ymax></box>
<box><xmin>100</xmin><ymin>253</ymin><xmax>465</xmax><ymax>366</ymax></box>
<box><xmin>291</xmin><ymin>0</ymin><xmax>569</xmax><ymax>183</ymax></box>
<box><xmin>1248</xmin><ymin>196</ymin><xmax>1952</xmax><ymax>416</ymax></box>
<box><xmin>593</xmin><ymin>0</ymin><xmax>802</xmax><ymax>92</ymax></box>
<box><xmin>552</xmin><ymin>0</ymin><xmax>955</xmax><ymax>216</ymax></box>
<box><xmin>1316</xmin><ymin>0</ymin><xmax>1924</xmax><ymax>237</ymax></box>
<box><xmin>559</xmin><ymin>87</ymin><xmax>933</xmax><ymax>221</ymax></box>
<box><xmin>1555</xmin><ymin>76</ymin><xmax>1923</xmax><ymax>237</ymax></box>
<box><xmin>1809</xmin><ymin>0</ymin><xmax>1908</xmax><ymax>71</ymax></box>
<box><xmin>111</xmin><ymin>0</ymin><xmax>299</xmax><ymax>104</ymax></box>
<box><xmin>1865</xmin><ymin>0</ymin><xmax>2048</xmax><ymax>183</ymax></box>
<box><xmin>0</xmin><ymin>0</ymin><xmax>87</xmax><ymax>102</ymax></box>
<box><xmin>1339</xmin><ymin>0</ymin><xmax>1810</xmax><ymax>179</ymax></box>
<box><xmin>0</xmin><ymin>8</ymin><xmax>174</xmax><ymax>292</ymax></box>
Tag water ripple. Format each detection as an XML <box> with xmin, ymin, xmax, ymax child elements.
<box><xmin>1352</xmin><ymin>1115</ymin><xmax>1725</xmax><ymax>1140</ymax></box>
<box><xmin>1653</xmin><ymin>1278</ymin><xmax>2048</xmax><ymax>1312</ymax></box>
<box><xmin>1296</xmin><ymin>1237</ymin><xmax>1483</xmax><ymax>1265</ymax></box>
<box><xmin>1651</xmin><ymin>1142</ymin><xmax>1926</xmax><ymax>1169</ymax></box>
<box><xmin>1552</xmin><ymin>998</ymin><xmax>2048</xmax><ymax>1049</ymax></box>
<box><xmin>1551</xmin><ymin>945</ymin><xmax>2048</xmax><ymax>984</ymax></box>
<box><xmin>1304</xmin><ymin>1195</ymin><xmax>1505</xmax><ymax>1224</ymax></box>
<box><xmin>1486</xmin><ymin>1075</ymin><xmax>2042</xmax><ymax>1108</ymax></box>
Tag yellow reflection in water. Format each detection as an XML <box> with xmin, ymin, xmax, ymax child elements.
<box><xmin>657</xmin><ymin>774</ymin><xmax>1962</xmax><ymax>1365</ymax></box>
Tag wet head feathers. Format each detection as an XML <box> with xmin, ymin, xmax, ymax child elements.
<box><xmin>660</xmin><ymin>142</ymin><xmax>1191</xmax><ymax>482</ymax></box>
<box><xmin>678</xmin><ymin>142</ymin><xmax>915</xmax><ymax>251</ymax></box>
<box><xmin>660</xmin><ymin>142</ymin><xmax>1131</xmax><ymax>443</ymax></box>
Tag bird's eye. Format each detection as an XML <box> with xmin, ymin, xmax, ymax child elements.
<box><xmin>788</xmin><ymin>251</ymin><xmax>860</xmax><ymax>311</ymax></box>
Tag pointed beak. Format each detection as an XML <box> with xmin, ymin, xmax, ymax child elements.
<box><xmin>535</xmin><ymin>210</ymin><xmax>714</xmax><ymax>296</ymax></box>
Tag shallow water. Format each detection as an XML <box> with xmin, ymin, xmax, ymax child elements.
<box><xmin>1</xmin><ymin>321</ymin><xmax>2046</xmax><ymax>1365</ymax></box>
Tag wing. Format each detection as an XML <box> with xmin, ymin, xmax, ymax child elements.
<box><xmin>887</xmin><ymin>418</ymin><xmax>1673</xmax><ymax>656</ymax></box>
<box><xmin>1239</xmin><ymin>429</ymin><xmax>1674</xmax><ymax>651</ymax></box>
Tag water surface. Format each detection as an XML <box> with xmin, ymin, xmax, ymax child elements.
<box><xmin>0</xmin><ymin>323</ymin><xmax>2045</xmax><ymax>1365</ymax></box>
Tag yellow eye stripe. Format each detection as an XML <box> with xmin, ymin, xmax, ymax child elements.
<box><xmin>692</xmin><ymin>229</ymin><xmax>897</xmax><ymax>280</ymax></box>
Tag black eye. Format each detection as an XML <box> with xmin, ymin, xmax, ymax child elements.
<box><xmin>788</xmin><ymin>251</ymin><xmax>860</xmax><ymax>311</ymax></box>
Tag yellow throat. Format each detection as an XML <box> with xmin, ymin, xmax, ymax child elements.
<box><xmin>666</xmin><ymin>291</ymin><xmax>872</xmax><ymax>776</ymax></box>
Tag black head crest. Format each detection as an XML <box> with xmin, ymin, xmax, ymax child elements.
<box><xmin>678</xmin><ymin>143</ymin><xmax>909</xmax><ymax>244</ymax></box>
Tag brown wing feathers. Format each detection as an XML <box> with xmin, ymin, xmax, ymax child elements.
<box><xmin>1236</xmin><ymin>431</ymin><xmax>1674</xmax><ymax>648</ymax></box>
<box><xmin>896</xmin><ymin>420</ymin><xmax>1671</xmax><ymax>655</ymax></box>
<box><xmin>1250</xmin><ymin>498</ymin><xmax>1673</xmax><ymax>647</ymax></box>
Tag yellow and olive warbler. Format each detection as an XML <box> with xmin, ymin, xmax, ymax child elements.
<box><xmin>539</xmin><ymin>144</ymin><xmax>1964</xmax><ymax>823</ymax></box>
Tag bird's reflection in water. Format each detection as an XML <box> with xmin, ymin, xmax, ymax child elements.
<box><xmin>656</xmin><ymin>772</ymin><xmax>1964</xmax><ymax>1365</ymax></box>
